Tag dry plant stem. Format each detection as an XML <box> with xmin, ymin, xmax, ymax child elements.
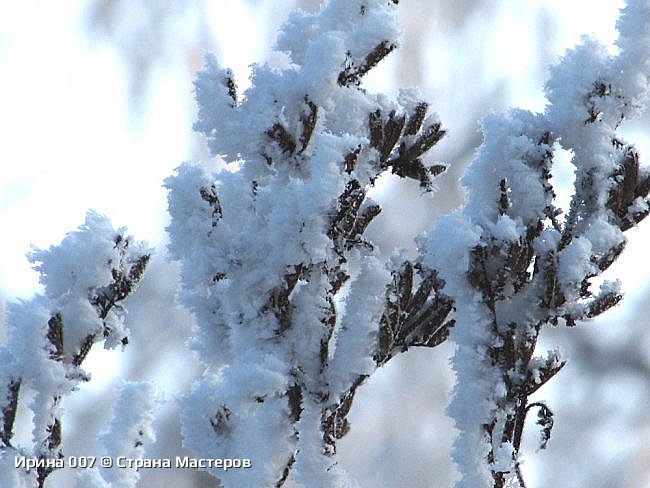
<box><xmin>0</xmin><ymin>237</ymin><xmax>149</xmax><ymax>488</ymax></box>
<box><xmin>254</xmin><ymin>38</ymin><xmax>451</xmax><ymax>486</ymax></box>
<box><xmin>466</xmin><ymin>126</ymin><xmax>649</xmax><ymax>487</ymax></box>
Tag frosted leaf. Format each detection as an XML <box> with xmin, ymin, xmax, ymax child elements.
<box><xmin>180</xmin><ymin>372</ymin><xmax>295</xmax><ymax>487</ymax></box>
<box><xmin>420</xmin><ymin>214</ymin><xmax>481</xmax><ymax>293</ymax></box>
<box><xmin>193</xmin><ymin>53</ymin><xmax>238</xmax><ymax>157</ymax></box>
<box><xmin>527</xmin><ymin>348</ymin><xmax>565</xmax><ymax>393</ymax></box>
<box><xmin>463</xmin><ymin>109</ymin><xmax>552</xmax><ymax>228</ymax></box>
<box><xmin>4</xmin><ymin>298</ymin><xmax>60</xmax><ymax>382</ymax></box>
<box><xmin>276</xmin><ymin>0</ymin><xmax>401</xmax><ymax>68</ymax></box>
<box><xmin>29</xmin><ymin>211</ymin><xmax>120</xmax><ymax>300</ymax></box>
<box><xmin>628</xmin><ymin>194</ymin><xmax>649</xmax><ymax>215</ymax></box>
<box><xmin>545</xmin><ymin>39</ymin><xmax>615</xmax><ymax>150</ymax></box>
<box><xmin>26</xmin><ymin>211</ymin><xmax>150</xmax><ymax>355</ymax></box>
<box><xmin>533</xmin><ymin>228</ymin><xmax>561</xmax><ymax>254</ymax></box>
<box><xmin>327</xmin><ymin>256</ymin><xmax>389</xmax><ymax>396</ymax></box>
<box><xmin>291</xmin><ymin>405</ymin><xmax>347</xmax><ymax>487</ymax></box>
<box><xmin>485</xmin><ymin>214</ymin><xmax>521</xmax><ymax>243</ymax></box>
<box><xmin>581</xmin><ymin>218</ymin><xmax>624</xmax><ymax>256</ymax></box>
<box><xmin>597</xmin><ymin>279</ymin><xmax>622</xmax><ymax>296</ymax></box>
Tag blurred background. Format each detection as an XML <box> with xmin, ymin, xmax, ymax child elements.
<box><xmin>1</xmin><ymin>0</ymin><xmax>649</xmax><ymax>486</ymax></box>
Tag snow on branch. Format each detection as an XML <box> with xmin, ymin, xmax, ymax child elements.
<box><xmin>0</xmin><ymin>212</ymin><xmax>150</xmax><ymax>487</ymax></box>
<box><xmin>166</xmin><ymin>0</ymin><xmax>451</xmax><ymax>485</ymax></box>
<box><xmin>91</xmin><ymin>382</ymin><xmax>162</xmax><ymax>488</ymax></box>
<box><xmin>421</xmin><ymin>1</ymin><xmax>650</xmax><ymax>486</ymax></box>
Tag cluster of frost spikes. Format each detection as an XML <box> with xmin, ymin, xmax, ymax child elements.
<box><xmin>421</xmin><ymin>1</ymin><xmax>650</xmax><ymax>486</ymax></box>
<box><xmin>0</xmin><ymin>211</ymin><xmax>152</xmax><ymax>488</ymax></box>
<box><xmin>165</xmin><ymin>0</ymin><xmax>453</xmax><ymax>486</ymax></box>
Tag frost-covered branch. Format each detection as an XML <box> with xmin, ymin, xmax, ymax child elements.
<box><xmin>78</xmin><ymin>381</ymin><xmax>161</xmax><ymax>488</ymax></box>
<box><xmin>166</xmin><ymin>1</ymin><xmax>452</xmax><ymax>486</ymax></box>
<box><xmin>0</xmin><ymin>212</ymin><xmax>151</xmax><ymax>487</ymax></box>
<box><xmin>4</xmin><ymin>1</ymin><xmax>649</xmax><ymax>487</ymax></box>
<box><xmin>421</xmin><ymin>1</ymin><xmax>650</xmax><ymax>486</ymax></box>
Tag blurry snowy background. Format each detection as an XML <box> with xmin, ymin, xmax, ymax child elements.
<box><xmin>1</xmin><ymin>0</ymin><xmax>649</xmax><ymax>486</ymax></box>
